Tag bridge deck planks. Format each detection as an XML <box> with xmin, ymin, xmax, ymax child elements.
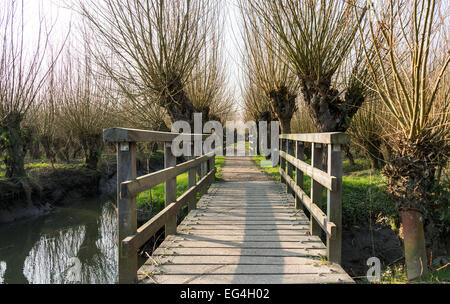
<box><xmin>138</xmin><ymin>157</ymin><xmax>353</xmax><ymax>284</ymax></box>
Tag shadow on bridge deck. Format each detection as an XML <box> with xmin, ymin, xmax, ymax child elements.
<box><xmin>137</xmin><ymin>156</ymin><xmax>353</xmax><ymax>284</ymax></box>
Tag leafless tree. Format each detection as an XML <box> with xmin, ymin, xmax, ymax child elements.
<box><xmin>250</xmin><ymin>0</ymin><xmax>370</xmax><ymax>133</ymax></box>
<box><xmin>239</xmin><ymin>0</ymin><xmax>300</xmax><ymax>133</ymax></box>
<box><xmin>0</xmin><ymin>0</ymin><xmax>65</xmax><ymax>178</ymax></box>
<box><xmin>356</xmin><ymin>0</ymin><xmax>449</xmax><ymax>280</ymax></box>
<box><xmin>75</xmin><ymin>0</ymin><xmax>222</xmax><ymax>129</ymax></box>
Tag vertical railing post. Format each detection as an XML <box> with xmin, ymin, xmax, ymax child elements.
<box><xmin>280</xmin><ymin>138</ymin><xmax>286</xmax><ymax>184</ymax></box>
<box><xmin>164</xmin><ymin>142</ymin><xmax>177</xmax><ymax>236</ymax></box>
<box><xmin>310</xmin><ymin>143</ymin><xmax>324</xmax><ymax>236</ymax></box>
<box><xmin>209</xmin><ymin>156</ymin><xmax>215</xmax><ymax>174</ymax></box>
<box><xmin>295</xmin><ymin>141</ymin><xmax>304</xmax><ymax>210</ymax></box>
<box><xmin>327</xmin><ymin>143</ymin><xmax>343</xmax><ymax>264</ymax></box>
<box><xmin>117</xmin><ymin>142</ymin><xmax>137</xmax><ymax>284</ymax></box>
<box><xmin>188</xmin><ymin>163</ymin><xmax>197</xmax><ymax>212</ymax></box>
<box><xmin>188</xmin><ymin>136</ymin><xmax>197</xmax><ymax>212</ymax></box>
<box><xmin>201</xmin><ymin>160</ymin><xmax>207</xmax><ymax>177</ymax></box>
<box><xmin>287</xmin><ymin>139</ymin><xmax>295</xmax><ymax>196</ymax></box>
<box><xmin>208</xmin><ymin>155</ymin><xmax>215</xmax><ymax>187</ymax></box>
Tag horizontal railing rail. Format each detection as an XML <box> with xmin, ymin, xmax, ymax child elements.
<box><xmin>279</xmin><ymin>132</ymin><xmax>349</xmax><ymax>264</ymax></box>
<box><xmin>104</xmin><ymin>127</ymin><xmax>216</xmax><ymax>284</ymax></box>
<box><xmin>104</xmin><ymin>127</ymin><xmax>207</xmax><ymax>143</ymax></box>
<box><xmin>122</xmin><ymin>168</ymin><xmax>215</xmax><ymax>257</ymax></box>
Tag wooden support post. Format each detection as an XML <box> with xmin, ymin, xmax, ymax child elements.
<box><xmin>327</xmin><ymin>144</ymin><xmax>343</xmax><ymax>264</ymax></box>
<box><xmin>280</xmin><ymin>138</ymin><xmax>286</xmax><ymax>184</ymax></box>
<box><xmin>287</xmin><ymin>140</ymin><xmax>294</xmax><ymax>196</ymax></box>
<box><xmin>164</xmin><ymin>143</ymin><xmax>177</xmax><ymax>236</ymax></box>
<box><xmin>117</xmin><ymin>142</ymin><xmax>137</xmax><ymax>284</ymax></box>
<box><xmin>209</xmin><ymin>157</ymin><xmax>215</xmax><ymax>174</ymax></box>
<box><xmin>201</xmin><ymin>160</ymin><xmax>207</xmax><ymax>178</ymax></box>
<box><xmin>310</xmin><ymin>143</ymin><xmax>324</xmax><ymax>236</ymax></box>
<box><xmin>295</xmin><ymin>142</ymin><xmax>304</xmax><ymax>210</ymax></box>
<box><xmin>188</xmin><ymin>162</ymin><xmax>197</xmax><ymax>212</ymax></box>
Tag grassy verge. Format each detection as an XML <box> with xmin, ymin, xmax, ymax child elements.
<box><xmin>376</xmin><ymin>263</ymin><xmax>450</xmax><ymax>284</ymax></box>
<box><xmin>137</xmin><ymin>155</ymin><xmax>226</xmax><ymax>213</ymax></box>
<box><xmin>0</xmin><ymin>161</ymin><xmax>87</xmax><ymax>180</ymax></box>
<box><xmin>252</xmin><ymin>155</ymin><xmax>397</xmax><ymax>228</ymax></box>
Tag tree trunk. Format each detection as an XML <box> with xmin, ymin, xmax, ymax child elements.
<box><xmin>383</xmin><ymin>137</ymin><xmax>442</xmax><ymax>281</ymax></box>
<box><xmin>343</xmin><ymin>144</ymin><xmax>355</xmax><ymax>166</ymax></box>
<box><xmin>86</xmin><ymin>148</ymin><xmax>100</xmax><ymax>170</ymax></box>
<box><xmin>2</xmin><ymin>113</ymin><xmax>26</xmax><ymax>178</ymax></box>
<box><xmin>257</xmin><ymin>111</ymin><xmax>273</xmax><ymax>157</ymax></box>
<box><xmin>300</xmin><ymin>77</ymin><xmax>364</xmax><ymax>133</ymax></box>
<box><xmin>268</xmin><ymin>86</ymin><xmax>297</xmax><ymax>135</ymax></box>
<box><xmin>160</xmin><ymin>77</ymin><xmax>198</xmax><ymax>129</ymax></box>
<box><xmin>82</xmin><ymin>134</ymin><xmax>102</xmax><ymax>170</ymax></box>
<box><xmin>401</xmin><ymin>209</ymin><xmax>428</xmax><ymax>280</ymax></box>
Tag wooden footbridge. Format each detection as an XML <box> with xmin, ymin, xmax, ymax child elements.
<box><xmin>104</xmin><ymin>128</ymin><xmax>353</xmax><ymax>284</ymax></box>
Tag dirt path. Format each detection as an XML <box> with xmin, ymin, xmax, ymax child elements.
<box><xmin>221</xmin><ymin>155</ymin><xmax>269</xmax><ymax>182</ymax></box>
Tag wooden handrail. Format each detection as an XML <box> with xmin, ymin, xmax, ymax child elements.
<box><xmin>122</xmin><ymin>169</ymin><xmax>215</xmax><ymax>255</ymax></box>
<box><xmin>280</xmin><ymin>170</ymin><xmax>336</xmax><ymax>239</ymax></box>
<box><xmin>104</xmin><ymin>127</ymin><xmax>207</xmax><ymax>143</ymax></box>
<box><xmin>280</xmin><ymin>132</ymin><xmax>349</xmax><ymax>145</ymax></box>
<box><xmin>279</xmin><ymin>132</ymin><xmax>348</xmax><ymax>265</ymax></box>
<box><xmin>104</xmin><ymin>127</ymin><xmax>216</xmax><ymax>284</ymax></box>
<box><xmin>279</xmin><ymin>150</ymin><xmax>336</xmax><ymax>191</ymax></box>
<box><xmin>120</xmin><ymin>152</ymin><xmax>215</xmax><ymax>199</ymax></box>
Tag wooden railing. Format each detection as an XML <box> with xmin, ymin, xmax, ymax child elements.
<box><xmin>104</xmin><ymin>128</ymin><xmax>216</xmax><ymax>284</ymax></box>
<box><xmin>279</xmin><ymin>132</ymin><xmax>349</xmax><ymax>265</ymax></box>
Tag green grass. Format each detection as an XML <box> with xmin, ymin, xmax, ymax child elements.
<box><xmin>215</xmin><ymin>156</ymin><xmax>225</xmax><ymax>181</ymax></box>
<box><xmin>376</xmin><ymin>263</ymin><xmax>450</xmax><ymax>284</ymax></box>
<box><xmin>0</xmin><ymin>160</ymin><xmax>86</xmax><ymax>179</ymax></box>
<box><xmin>252</xmin><ymin>155</ymin><xmax>397</xmax><ymax>227</ymax></box>
<box><xmin>252</xmin><ymin>155</ymin><xmax>281</xmax><ymax>181</ymax></box>
<box><xmin>137</xmin><ymin>155</ymin><xmax>226</xmax><ymax>213</ymax></box>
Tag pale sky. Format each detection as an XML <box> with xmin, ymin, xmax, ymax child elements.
<box><xmin>19</xmin><ymin>0</ymin><xmax>244</xmax><ymax>112</ymax></box>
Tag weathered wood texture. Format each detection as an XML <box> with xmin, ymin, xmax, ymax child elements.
<box><xmin>106</xmin><ymin>128</ymin><xmax>216</xmax><ymax>284</ymax></box>
<box><xmin>104</xmin><ymin>127</ymin><xmax>206</xmax><ymax>143</ymax></box>
<box><xmin>117</xmin><ymin>142</ymin><xmax>137</xmax><ymax>284</ymax></box>
<box><xmin>138</xmin><ymin>156</ymin><xmax>353</xmax><ymax>284</ymax></box>
<box><xmin>280</xmin><ymin>132</ymin><xmax>349</xmax><ymax>145</ymax></box>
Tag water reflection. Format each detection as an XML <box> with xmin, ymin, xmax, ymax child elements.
<box><xmin>0</xmin><ymin>199</ymin><xmax>117</xmax><ymax>284</ymax></box>
<box><xmin>0</xmin><ymin>261</ymin><xmax>6</xmax><ymax>284</ymax></box>
<box><xmin>23</xmin><ymin>226</ymin><xmax>87</xmax><ymax>284</ymax></box>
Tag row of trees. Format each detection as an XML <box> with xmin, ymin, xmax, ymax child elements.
<box><xmin>241</xmin><ymin>0</ymin><xmax>449</xmax><ymax>280</ymax></box>
<box><xmin>0</xmin><ymin>0</ymin><xmax>233</xmax><ymax>176</ymax></box>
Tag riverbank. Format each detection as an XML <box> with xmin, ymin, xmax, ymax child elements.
<box><xmin>0</xmin><ymin>165</ymin><xmax>104</xmax><ymax>223</ymax></box>
<box><xmin>0</xmin><ymin>151</ymin><xmax>165</xmax><ymax>224</ymax></box>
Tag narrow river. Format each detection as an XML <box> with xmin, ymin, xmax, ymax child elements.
<box><xmin>0</xmin><ymin>198</ymin><xmax>117</xmax><ymax>284</ymax></box>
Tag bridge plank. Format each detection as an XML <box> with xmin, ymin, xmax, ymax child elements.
<box><xmin>143</xmin><ymin>255</ymin><xmax>323</xmax><ymax>265</ymax></box>
<box><xmin>152</xmin><ymin>247</ymin><xmax>327</xmax><ymax>257</ymax></box>
<box><xmin>139</xmin><ymin>274</ymin><xmax>353</xmax><ymax>284</ymax></box>
<box><xmin>156</xmin><ymin>241</ymin><xmax>325</xmax><ymax>249</ymax></box>
<box><xmin>140</xmin><ymin>264</ymin><xmax>342</xmax><ymax>275</ymax></box>
<box><xmin>137</xmin><ymin>156</ymin><xmax>353</xmax><ymax>284</ymax></box>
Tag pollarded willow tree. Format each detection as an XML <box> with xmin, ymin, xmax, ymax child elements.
<box><xmin>0</xmin><ymin>0</ymin><xmax>63</xmax><ymax>179</ymax></box>
<box><xmin>242</xmin><ymin>79</ymin><xmax>273</xmax><ymax>124</ymax></box>
<box><xmin>348</xmin><ymin>97</ymin><xmax>387</xmax><ymax>170</ymax></box>
<box><xmin>186</xmin><ymin>5</ymin><xmax>234</xmax><ymax>124</ymax></box>
<box><xmin>357</xmin><ymin>0</ymin><xmax>449</xmax><ymax>280</ymax></box>
<box><xmin>76</xmin><ymin>0</ymin><xmax>219</xmax><ymax>129</ymax></box>
<box><xmin>58</xmin><ymin>44</ymin><xmax>117</xmax><ymax>170</ymax></box>
<box><xmin>251</xmin><ymin>0</ymin><xmax>370</xmax><ymax>133</ymax></box>
<box><xmin>239</xmin><ymin>0</ymin><xmax>300</xmax><ymax>134</ymax></box>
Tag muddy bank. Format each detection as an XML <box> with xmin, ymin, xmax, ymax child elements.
<box><xmin>0</xmin><ymin>167</ymin><xmax>102</xmax><ymax>224</ymax></box>
<box><xmin>341</xmin><ymin>223</ymin><xmax>404</xmax><ymax>279</ymax></box>
<box><xmin>0</xmin><ymin>153</ymin><xmax>167</xmax><ymax>224</ymax></box>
